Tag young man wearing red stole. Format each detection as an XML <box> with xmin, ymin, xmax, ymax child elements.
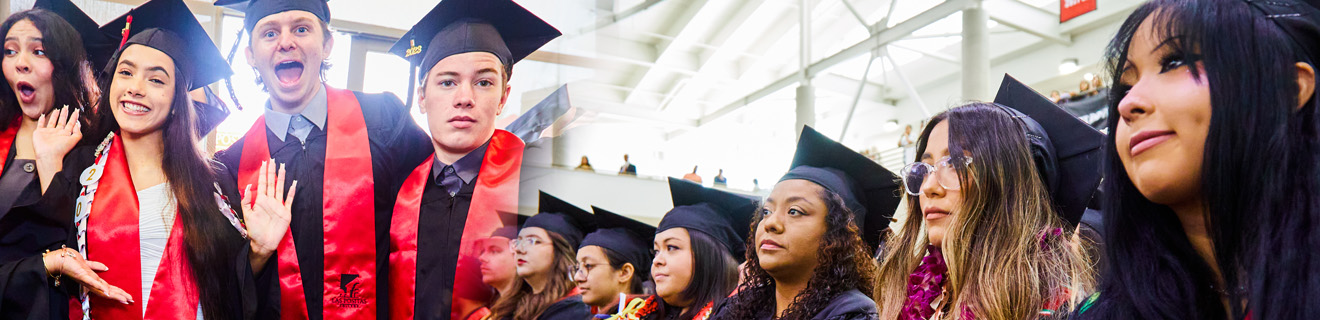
<box><xmin>210</xmin><ymin>0</ymin><xmax>432</xmax><ymax>319</ymax></box>
<box><xmin>384</xmin><ymin>0</ymin><xmax>560</xmax><ymax>319</ymax></box>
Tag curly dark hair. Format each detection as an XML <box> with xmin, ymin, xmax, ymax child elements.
<box><xmin>720</xmin><ymin>188</ymin><xmax>879</xmax><ymax>319</ymax></box>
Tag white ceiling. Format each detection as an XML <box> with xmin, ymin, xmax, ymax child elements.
<box><xmin>22</xmin><ymin>0</ymin><xmax>1140</xmax><ymax>189</ymax></box>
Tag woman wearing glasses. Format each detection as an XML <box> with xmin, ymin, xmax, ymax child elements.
<box><xmin>873</xmin><ymin>76</ymin><xmax>1100</xmax><ymax>319</ymax></box>
<box><xmin>490</xmin><ymin>192</ymin><xmax>593</xmax><ymax>320</ymax></box>
<box><xmin>574</xmin><ymin>207</ymin><xmax>654</xmax><ymax>316</ymax></box>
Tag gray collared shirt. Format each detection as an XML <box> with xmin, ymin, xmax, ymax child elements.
<box><xmin>433</xmin><ymin>141</ymin><xmax>489</xmax><ymax>189</ymax></box>
<box><xmin>264</xmin><ymin>84</ymin><xmax>329</xmax><ymax>142</ymax></box>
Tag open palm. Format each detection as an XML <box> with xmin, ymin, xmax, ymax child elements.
<box><xmin>242</xmin><ymin>160</ymin><xmax>296</xmax><ymax>263</ymax></box>
<box><xmin>32</xmin><ymin>106</ymin><xmax>81</xmax><ymax>161</ymax></box>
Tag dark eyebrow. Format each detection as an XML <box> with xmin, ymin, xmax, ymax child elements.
<box><xmin>476</xmin><ymin>68</ymin><xmax>499</xmax><ymax>75</ymax></box>
<box><xmin>921</xmin><ymin>153</ymin><xmax>933</xmax><ymax>161</ymax></box>
<box><xmin>4</xmin><ymin>36</ymin><xmax>41</xmax><ymax>43</ymax></box>
<box><xmin>147</xmin><ymin>65</ymin><xmax>171</xmax><ymax>78</ymax></box>
<box><xmin>784</xmin><ymin>196</ymin><xmax>813</xmax><ymax>206</ymax></box>
<box><xmin>1150</xmin><ymin>36</ymin><xmax>1183</xmax><ymax>55</ymax></box>
<box><xmin>121</xmin><ymin>60</ymin><xmax>171</xmax><ymax>78</ymax></box>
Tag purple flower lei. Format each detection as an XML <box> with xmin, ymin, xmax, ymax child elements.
<box><xmin>900</xmin><ymin>245</ymin><xmax>949</xmax><ymax>320</ymax></box>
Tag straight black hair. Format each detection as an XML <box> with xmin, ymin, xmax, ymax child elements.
<box><xmin>655</xmin><ymin>229</ymin><xmax>737</xmax><ymax>320</ymax></box>
<box><xmin>1084</xmin><ymin>0</ymin><xmax>1320</xmax><ymax>318</ymax></box>
<box><xmin>601</xmin><ymin>246</ymin><xmax>646</xmax><ymax>294</ymax></box>
<box><xmin>91</xmin><ymin>46</ymin><xmax>245</xmax><ymax>320</ymax></box>
<box><xmin>0</xmin><ymin>9</ymin><xmax>92</xmax><ymax>130</ymax></box>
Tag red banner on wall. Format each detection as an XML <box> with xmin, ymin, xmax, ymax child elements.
<box><xmin>1061</xmin><ymin>0</ymin><xmax>1097</xmax><ymax>22</ymax></box>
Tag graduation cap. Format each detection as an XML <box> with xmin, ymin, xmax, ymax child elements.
<box><xmin>33</xmin><ymin>0</ymin><xmax>116</xmax><ymax>72</ymax></box>
<box><xmin>992</xmin><ymin>74</ymin><xmax>1105</xmax><ymax>226</ymax></box>
<box><xmin>100</xmin><ymin>0</ymin><xmax>233</xmax><ymax>92</ymax></box>
<box><xmin>505</xmin><ymin>84</ymin><xmax>571</xmax><ymax>143</ymax></box>
<box><xmin>1245</xmin><ymin>0</ymin><xmax>1320</xmax><ymax>62</ymax></box>
<box><xmin>582</xmin><ymin>206</ymin><xmax>656</xmax><ymax>277</ymax></box>
<box><xmin>100</xmin><ymin>0</ymin><xmax>234</xmax><ymax>136</ymax></box>
<box><xmin>213</xmin><ymin>0</ymin><xmax>330</xmax><ymax>34</ymax></box>
<box><xmin>490</xmin><ymin>210</ymin><xmax>528</xmax><ymax>240</ymax></box>
<box><xmin>659</xmin><ymin>177</ymin><xmax>759</xmax><ymax>262</ymax></box>
<box><xmin>524</xmin><ymin>192</ymin><xmax>596</xmax><ymax>249</ymax></box>
<box><xmin>779</xmin><ymin>126</ymin><xmax>902</xmax><ymax>250</ymax></box>
<box><xmin>388</xmin><ymin>0</ymin><xmax>561</xmax><ymax>108</ymax></box>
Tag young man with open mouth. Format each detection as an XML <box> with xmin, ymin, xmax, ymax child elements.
<box><xmin>211</xmin><ymin>0</ymin><xmax>432</xmax><ymax>319</ymax></box>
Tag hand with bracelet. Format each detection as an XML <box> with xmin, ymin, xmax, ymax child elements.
<box><xmin>41</xmin><ymin>246</ymin><xmax>133</xmax><ymax>304</ymax></box>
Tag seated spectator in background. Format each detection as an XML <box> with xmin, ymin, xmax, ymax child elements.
<box><xmin>619</xmin><ymin>154</ymin><xmax>637</xmax><ymax>176</ymax></box>
<box><xmin>683</xmin><ymin>166</ymin><xmax>702</xmax><ymax>183</ymax></box>
<box><xmin>713</xmin><ymin>169</ymin><xmax>727</xmax><ymax>186</ymax></box>
<box><xmin>576</xmin><ymin>156</ymin><xmax>593</xmax><ymax>171</ymax></box>
<box><xmin>1050</xmin><ymin>90</ymin><xmax>1063</xmax><ymax>104</ymax></box>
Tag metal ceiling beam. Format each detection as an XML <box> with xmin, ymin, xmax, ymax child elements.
<box><xmin>984</xmin><ymin>0</ymin><xmax>1072</xmax><ymax>45</ymax></box>
<box><xmin>577</xmin><ymin>0</ymin><xmax>667</xmax><ymax>35</ymax></box>
<box><xmin>697</xmin><ymin>0</ymin><xmax>970</xmax><ymax>126</ymax></box>
<box><xmin>622</xmin><ymin>0</ymin><xmax>715</xmax><ymax>105</ymax></box>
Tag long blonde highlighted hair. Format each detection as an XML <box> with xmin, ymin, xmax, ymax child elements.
<box><xmin>874</xmin><ymin>103</ymin><xmax>1095</xmax><ymax>319</ymax></box>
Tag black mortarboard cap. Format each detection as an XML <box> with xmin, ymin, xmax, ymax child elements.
<box><xmin>213</xmin><ymin>0</ymin><xmax>330</xmax><ymax>34</ymax></box>
<box><xmin>490</xmin><ymin>210</ymin><xmax>527</xmax><ymax>239</ymax></box>
<box><xmin>524</xmin><ymin>192</ymin><xmax>596</xmax><ymax>249</ymax></box>
<box><xmin>779</xmin><ymin>126</ymin><xmax>902</xmax><ymax>250</ymax></box>
<box><xmin>1245</xmin><ymin>0</ymin><xmax>1320</xmax><ymax>62</ymax></box>
<box><xmin>194</xmin><ymin>86</ymin><xmax>230</xmax><ymax>137</ymax></box>
<box><xmin>582</xmin><ymin>206</ymin><xmax>656</xmax><ymax>276</ymax></box>
<box><xmin>993</xmin><ymin>75</ymin><xmax>1105</xmax><ymax>226</ymax></box>
<box><xmin>33</xmin><ymin>0</ymin><xmax>116</xmax><ymax>72</ymax></box>
<box><xmin>389</xmin><ymin>0</ymin><xmax>560</xmax><ymax>108</ymax></box>
<box><xmin>659</xmin><ymin>177</ymin><xmax>759</xmax><ymax>262</ymax></box>
<box><xmin>505</xmin><ymin>84</ymin><xmax>571</xmax><ymax>143</ymax></box>
<box><xmin>100</xmin><ymin>0</ymin><xmax>233</xmax><ymax>92</ymax></box>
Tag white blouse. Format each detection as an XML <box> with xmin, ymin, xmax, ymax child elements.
<box><xmin>136</xmin><ymin>183</ymin><xmax>202</xmax><ymax>319</ymax></box>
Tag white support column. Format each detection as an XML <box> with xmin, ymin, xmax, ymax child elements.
<box><xmin>962</xmin><ymin>0</ymin><xmax>991</xmax><ymax>101</ymax></box>
<box><xmin>796</xmin><ymin>0</ymin><xmax>814</xmax><ymax>136</ymax></box>
<box><xmin>796</xmin><ymin>84</ymin><xmax>815</xmax><ymax>135</ymax></box>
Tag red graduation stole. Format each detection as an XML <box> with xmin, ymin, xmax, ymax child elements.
<box><xmin>388</xmin><ymin>129</ymin><xmax>523</xmax><ymax>320</ymax></box>
<box><xmin>0</xmin><ymin>119</ymin><xmax>20</xmax><ymax>172</ymax></box>
<box><xmin>77</xmin><ymin>134</ymin><xmax>201</xmax><ymax>320</ymax></box>
<box><xmin>238</xmin><ymin>87</ymin><xmax>376</xmax><ymax>319</ymax></box>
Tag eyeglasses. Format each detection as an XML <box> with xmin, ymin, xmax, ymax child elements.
<box><xmin>572</xmin><ymin>263</ymin><xmax>598</xmax><ymax>278</ymax></box>
<box><xmin>509</xmin><ymin>237</ymin><xmax>544</xmax><ymax>251</ymax></box>
<box><xmin>901</xmin><ymin>155</ymin><xmax>971</xmax><ymax>196</ymax></box>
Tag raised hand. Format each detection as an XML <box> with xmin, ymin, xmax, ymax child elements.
<box><xmin>32</xmin><ymin>106</ymin><xmax>81</xmax><ymax>161</ymax></box>
<box><xmin>42</xmin><ymin>247</ymin><xmax>133</xmax><ymax>304</ymax></box>
<box><xmin>241</xmin><ymin>159</ymin><xmax>296</xmax><ymax>272</ymax></box>
<box><xmin>34</xmin><ymin>106</ymin><xmax>82</xmax><ymax>194</ymax></box>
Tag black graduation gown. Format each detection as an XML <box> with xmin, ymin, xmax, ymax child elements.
<box><xmin>213</xmin><ymin>91</ymin><xmax>431</xmax><ymax>320</ymax></box>
<box><xmin>536</xmin><ymin>295</ymin><xmax>590</xmax><ymax>320</ymax></box>
<box><xmin>14</xmin><ymin>143</ymin><xmax>251</xmax><ymax>319</ymax></box>
<box><xmin>0</xmin><ymin>145</ymin><xmax>77</xmax><ymax>320</ymax></box>
<box><xmin>708</xmin><ymin>289</ymin><xmax>878</xmax><ymax>320</ymax></box>
<box><xmin>408</xmin><ymin>172</ymin><xmax>476</xmax><ymax>320</ymax></box>
<box><xmin>0</xmin><ymin>145</ymin><xmax>71</xmax><ymax>265</ymax></box>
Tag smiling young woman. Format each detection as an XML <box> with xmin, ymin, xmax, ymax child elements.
<box><xmin>32</xmin><ymin>0</ymin><xmax>293</xmax><ymax>318</ymax></box>
<box><xmin>1078</xmin><ymin>0</ymin><xmax>1320</xmax><ymax>318</ymax></box>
